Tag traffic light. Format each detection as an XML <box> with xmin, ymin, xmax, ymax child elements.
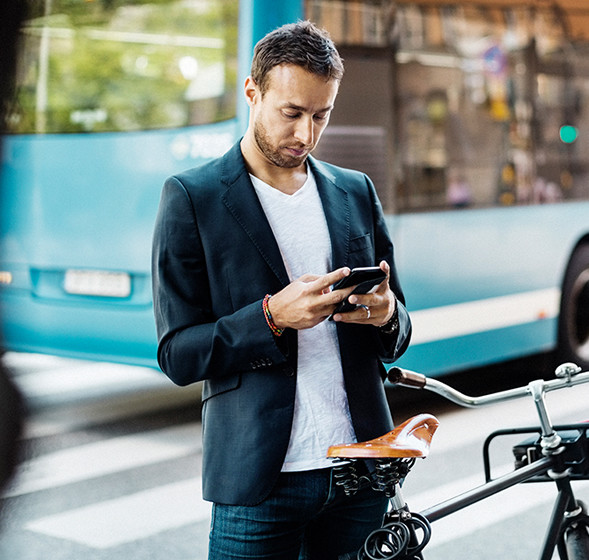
<box><xmin>560</xmin><ymin>124</ymin><xmax>578</xmax><ymax>143</ymax></box>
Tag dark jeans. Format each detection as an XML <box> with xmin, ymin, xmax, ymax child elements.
<box><xmin>208</xmin><ymin>466</ymin><xmax>388</xmax><ymax>560</ymax></box>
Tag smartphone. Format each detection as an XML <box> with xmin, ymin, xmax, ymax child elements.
<box><xmin>329</xmin><ymin>266</ymin><xmax>386</xmax><ymax>318</ymax></box>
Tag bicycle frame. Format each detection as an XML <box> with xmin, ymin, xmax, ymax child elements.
<box><xmin>417</xmin><ymin>445</ymin><xmax>581</xmax><ymax>560</ymax></box>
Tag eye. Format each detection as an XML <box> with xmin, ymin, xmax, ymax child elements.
<box><xmin>283</xmin><ymin>111</ymin><xmax>300</xmax><ymax>120</ymax></box>
<box><xmin>314</xmin><ymin>112</ymin><xmax>329</xmax><ymax>121</ymax></box>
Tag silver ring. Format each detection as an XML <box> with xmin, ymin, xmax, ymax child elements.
<box><xmin>361</xmin><ymin>305</ymin><xmax>371</xmax><ymax>319</ymax></box>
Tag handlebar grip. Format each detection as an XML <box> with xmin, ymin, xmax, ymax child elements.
<box><xmin>388</xmin><ymin>367</ymin><xmax>427</xmax><ymax>389</ymax></box>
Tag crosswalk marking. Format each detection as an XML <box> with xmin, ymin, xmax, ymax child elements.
<box><xmin>5</xmin><ymin>353</ymin><xmax>589</xmax><ymax>558</ymax></box>
<box><xmin>25</xmin><ymin>478</ymin><xmax>211</xmax><ymax>549</ymax></box>
<box><xmin>6</xmin><ymin>351</ymin><xmax>202</xmax><ymax>440</ymax></box>
<box><xmin>23</xmin><ymin>384</ymin><xmax>201</xmax><ymax>440</ymax></box>
<box><xmin>10</xmin><ymin>358</ymin><xmax>166</xmax><ymax>400</ymax></box>
<box><xmin>6</xmin><ymin>423</ymin><xmax>200</xmax><ymax>498</ymax></box>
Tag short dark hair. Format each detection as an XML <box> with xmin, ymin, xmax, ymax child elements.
<box><xmin>250</xmin><ymin>21</ymin><xmax>344</xmax><ymax>95</ymax></box>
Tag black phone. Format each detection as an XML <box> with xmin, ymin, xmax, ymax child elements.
<box><xmin>329</xmin><ymin>266</ymin><xmax>386</xmax><ymax>318</ymax></box>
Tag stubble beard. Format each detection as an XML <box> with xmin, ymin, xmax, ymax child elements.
<box><xmin>253</xmin><ymin>119</ymin><xmax>309</xmax><ymax>169</ymax></box>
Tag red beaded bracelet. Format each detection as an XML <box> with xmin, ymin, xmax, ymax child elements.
<box><xmin>263</xmin><ymin>294</ymin><xmax>284</xmax><ymax>336</ymax></box>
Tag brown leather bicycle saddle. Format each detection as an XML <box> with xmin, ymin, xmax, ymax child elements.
<box><xmin>327</xmin><ymin>413</ymin><xmax>440</xmax><ymax>459</ymax></box>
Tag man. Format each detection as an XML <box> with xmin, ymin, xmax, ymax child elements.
<box><xmin>152</xmin><ymin>21</ymin><xmax>411</xmax><ymax>560</ymax></box>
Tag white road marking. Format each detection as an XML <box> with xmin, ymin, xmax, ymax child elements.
<box><xmin>8</xmin><ymin>352</ymin><xmax>589</xmax><ymax>555</ymax></box>
<box><xmin>4</xmin><ymin>352</ymin><xmax>201</xmax><ymax>439</ymax></box>
<box><xmin>25</xmin><ymin>478</ymin><xmax>211</xmax><ymax>549</ymax></box>
<box><xmin>5</xmin><ymin>423</ymin><xmax>200</xmax><ymax>497</ymax></box>
<box><xmin>23</xmin><ymin>385</ymin><xmax>201</xmax><ymax>439</ymax></box>
<box><xmin>6</xmin><ymin>352</ymin><xmax>169</xmax><ymax>401</ymax></box>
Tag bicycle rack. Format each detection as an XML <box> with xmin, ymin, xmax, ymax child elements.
<box><xmin>483</xmin><ymin>423</ymin><xmax>589</xmax><ymax>484</ymax></box>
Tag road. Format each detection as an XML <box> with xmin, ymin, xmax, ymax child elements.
<box><xmin>1</xmin><ymin>352</ymin><xmax>589</xmax><ymax>559</ymax></box>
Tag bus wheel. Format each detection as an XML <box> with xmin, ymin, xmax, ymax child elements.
<box><xmin>559</xmin><ymin>244</ymin><xmax>589</xmax><ymax>371</ymax></box>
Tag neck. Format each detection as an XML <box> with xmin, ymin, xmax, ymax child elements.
<box><xmin>240</xmin><ymin>135</ymin><xmax>308</xmax><ymax>195</ymax></box>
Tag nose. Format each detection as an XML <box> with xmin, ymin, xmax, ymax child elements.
<box><xmin>294</xmin><ymin>116</ymin><xmax>314</xmax><ymax>146</ymax></box>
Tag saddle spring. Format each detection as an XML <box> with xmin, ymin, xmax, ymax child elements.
<box><xmin>373</xmin><ymin>458</ymin><xmax>416</xmax><ymax>498</ymax></box>
<box><xmin>332</xmin><ymin>457</ymin><xmax>417</xmax><ymax>498</ymax></box>
<box><xmin>333</xmin><ymin>459</ymin><xmax>362</xmax><ymax>496</ymax></box>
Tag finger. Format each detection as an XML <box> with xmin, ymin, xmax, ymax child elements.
<box><xmin>373</xmin><ymin>260</ymin><xmax>391</xmax><ymax>293</ymax></box>
<box><xmin>332</xmin><ymin>304</ymin><xmax>372</xmax><ymax>324</ymax></box>
<box><xmin>379</xmin><ymin>260</ymin><xmax>390</xmax><ymax>277</ymax></box>
<box><xmin>348</xmin><ymin>293</ymin><xmax>370</xmax><ymax>306</ymax></box>
<box><xmin>298</xmin><ymin>273</ymin><xmax>322</xmax><ymax>283</ymax></box>
<box><xmin>313</xmin><ymin>267</ymin><xmax>351</xmax><ymax>292</ymax></box>
<box><xmin>359</xmin><ymin>304</ymin><xmax>371</xmax><ymax>320</ymax></box>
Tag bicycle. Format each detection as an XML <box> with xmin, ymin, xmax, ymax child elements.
<box><xmin>327</xmin><ymin>362</ymin><xmax>589</xmax><ymax>560</ymax></box>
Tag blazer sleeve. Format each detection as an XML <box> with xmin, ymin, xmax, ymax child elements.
<box><xmin>151</xmin><ymin>177</ymin><xmax>289</xmax><ymax>386</ymax></box>
<box><xmin>367</xmin><ymin>174</ymin><xmax>412</xmax><ymax>363</ymax></box>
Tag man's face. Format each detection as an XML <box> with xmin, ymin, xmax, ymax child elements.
<box><xmin>249</xmin><ymin>64</ymin><xmax>339</xmax><ymax>169</ymax></box>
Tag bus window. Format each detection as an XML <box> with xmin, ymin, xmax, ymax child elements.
<box><xmin>9</xmin><ymin>0</ymin><xmax>238</xmax><ymax>134</ymax></box>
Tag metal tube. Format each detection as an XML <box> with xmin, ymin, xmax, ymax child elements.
<box><xmin>423</xmin><ymin>377</ymin><xmax>529</xmax><ymax>408</ymax></box>
<box><xmin>389</xmin><ymin>484</ymin><xmax>407</xmax><ymax>511</ymax></box>
<box><xmin>421</xmin><ymin>371</ymin><xmax>589</xmax><ymax>409</ymax></box>
<box><xmin>539</xmin><ymin>481</ymin><xmax>572</xmax><ymax>560</ymax></box>
<box><xmin>420</xmin><ymin>457</ymin><xmax>552</xmax><ymax>523</ymax></box>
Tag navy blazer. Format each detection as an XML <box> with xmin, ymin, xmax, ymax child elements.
<box><xmin>152</xmin><ymin>141</ymin><xmax>411</xmax><ymax>505</ymax></box>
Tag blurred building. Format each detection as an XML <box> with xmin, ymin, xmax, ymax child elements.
<box><xmin>307</xmin><ymin>0</ymin><xmax>589</xmax><ymax>213</ymax></box>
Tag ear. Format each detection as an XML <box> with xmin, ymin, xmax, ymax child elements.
<box><xmin>244</xmin><ymin>76</ymin><xmax>259</xmax><ymax>107</ymax></box>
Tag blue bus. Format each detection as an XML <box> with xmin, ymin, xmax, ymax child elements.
<box><xmin>1</xmin><ymin>0</ymin><xmax>588</xmax><ymax>376</ymax></box>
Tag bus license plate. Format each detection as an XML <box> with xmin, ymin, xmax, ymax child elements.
<box><xmin>64</xmin><ymin>270</ymin><xmax>131</xmax><ymax>298</ymax></box>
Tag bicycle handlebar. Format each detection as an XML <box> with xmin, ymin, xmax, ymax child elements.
<box><xmin>387</xmin><ymin>363</ymin><xmax>589</xmax><ymax>408</ymax></box>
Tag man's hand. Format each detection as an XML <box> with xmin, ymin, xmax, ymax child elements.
<box><xmin>331</xmin><ymin>260</ymin><xmax>396</xmax><ymax>327</ymax></box>
<box><xmin>267</xmin><ymin>267</ymin><xmax>354</xmax><ymax>330</ymax></box>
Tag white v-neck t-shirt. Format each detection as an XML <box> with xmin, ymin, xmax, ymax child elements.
<box><xmin>250</xmin><ymin>169</ymin><xmax>357</xmax><ymax>471</ymax></box>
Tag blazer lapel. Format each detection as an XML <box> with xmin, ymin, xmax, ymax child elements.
<box><xmin>220</xmin><ymin>143</ymin><xmax>290</xmax><ymax>286</ymax></box>
<box><xmin>218</xmin><ymin>146</ymin><xmax>351</xmax><ymax>283</ymax></box>
<box><xmin>309</xmin><ymin>157</ymin><xmax>351</xmax><ymax>270</ymax></box>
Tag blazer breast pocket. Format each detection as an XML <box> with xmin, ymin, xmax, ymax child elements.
<box><xmin>349</xmin><ymin>233</ymin><xmax>373</xmax><ymax>256</ymax></box>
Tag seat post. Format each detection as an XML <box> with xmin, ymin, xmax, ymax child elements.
<box><xmin>388</xmin><ymin>483</ymin><xmax>407</xmax><ymax>512</ymax></box>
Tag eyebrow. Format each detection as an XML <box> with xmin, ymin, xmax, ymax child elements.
<box><xmin>283</xmin><ymin>103</ymin><xmax>334</xmax><ymax>113</ymax></box>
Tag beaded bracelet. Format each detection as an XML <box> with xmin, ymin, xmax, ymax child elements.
<box><xmin>263</xmin><ymin>294</ymin><xmax>284</xmax><ymax>336</ymax></box>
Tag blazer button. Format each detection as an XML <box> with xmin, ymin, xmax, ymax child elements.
<box><xmin>283</xmin><ymin>366</ymin><xmax>295</xmax><ymax>377</ymax></box>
